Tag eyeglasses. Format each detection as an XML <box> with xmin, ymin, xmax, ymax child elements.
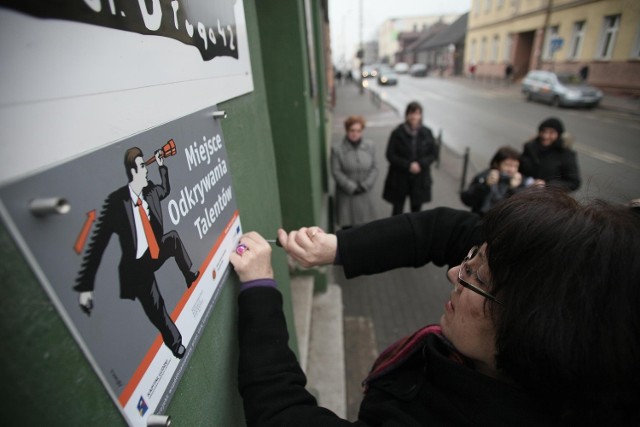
<box><xmin>457</xmin><ymin>246</ymin><xmax>503</xmax><ymax>306</ymax></box>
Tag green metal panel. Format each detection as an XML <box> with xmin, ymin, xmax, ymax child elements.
<box><xmin>256</xmin><ymin>0</ymin><xmax>325</xmax><ymax>230</ymax></box>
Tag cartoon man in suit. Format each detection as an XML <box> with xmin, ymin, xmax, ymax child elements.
<box><xmin>74</xmin><ymin>147</ymin><xmax>199</xmax><ymax>359</ymax></box>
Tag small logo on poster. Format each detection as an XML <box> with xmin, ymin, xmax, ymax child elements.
<box><xmin>236</xmin><ymin>225</ymin><xmax>241</xmax><ymax>235</ymax></box>
<box><xmin>212</xmin><ymin>269</ymin><xmax>217</xmax><ymax>280</ymax></box>
<box><xmin>137</xmin><ymin>396</ymin><xmax>148</xmax><ymax>416</ymax></box>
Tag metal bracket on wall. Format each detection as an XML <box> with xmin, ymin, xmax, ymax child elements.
<box><xmin>211</xmin><ymin>111</ymin><xmax>227</xmax><ymax>119</ymax></box>
<box><xmin>29</xmin><ymin>197</ymin><xmax>71</xmax><ymax>217</ymax></box>
<box><xmin>147</xmin><ymin>414</ymin><xmax>171</xmax><ymax>426</ymax></box>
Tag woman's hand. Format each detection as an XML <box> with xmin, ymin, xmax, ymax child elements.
<box><xmin>229</xmin><ymin>231</ymin><xmax>274</xmax><ymax>282</ymax></box>
<box><xmin>486</xmin><ymin>169</ymin><xmax>499</xmax><ymax>186</ymax></box>
<box><xmin>409</xmin><ymin>161</ymin><xmax>421</xmax><ymax>174</ymax></box>
<box><xmin>510</xmin><ymin>172</ymin><xmax>523</xmax><ymax>188</ymax></box>
<box><xmin>277</xmin><ymin>226</ymin><xmax>337</xmax><ymax>268</ymax></box>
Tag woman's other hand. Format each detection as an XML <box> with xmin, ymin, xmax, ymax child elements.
<box><xmin>277</xmin><ymin>226</ymin><xmax>337</xmax><ymax>268</ymax></box>
<box><xmin>486</xmin><ymin>169</ymin><xmax>499</xmax><ymax>186</ymax></box>
<box><xmin>230</xmin><ymin>231</ymin><xmax>274</xmax><ymax>282</ymax></box>
<box><xmin>409</xmin><ymin>161</ymin><xmax>421</xmax><ymax>174</ymax></box>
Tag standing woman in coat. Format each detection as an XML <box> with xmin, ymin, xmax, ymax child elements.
<box><xmin>519</xmin><ymin>117</ymin><xmax>581</xmax><ymax>192</ymax></box>
<box><xmin>383</xmin><ymin>101</ymin><xmax>437</xmax><ymax>216</ymax></box>
<box><xmin>331</xmin><ymin>115</ymin><xmax>378</xmax><ymax>229</ymax></box>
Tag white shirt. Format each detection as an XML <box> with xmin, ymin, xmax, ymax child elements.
<box><xmin>129</xmin><ymin>185</ymin><xmax>150</xmax><ymax>259</ymax></box>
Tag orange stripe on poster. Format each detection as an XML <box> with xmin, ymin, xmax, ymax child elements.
<box><xmin>118</xmin><ymin>210</ymin><xmax>239</xmax><ymax>406</ymax></box>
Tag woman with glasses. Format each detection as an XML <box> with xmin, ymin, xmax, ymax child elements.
<box><xmin>231</xmin><ymin>187</ymin><xmax>639</xmax><ymax>425</ymax></box>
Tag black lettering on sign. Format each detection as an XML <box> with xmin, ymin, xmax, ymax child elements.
<box><xmin>0</xmin><ymin>0</ymin><xmax>238</xmax><ymax>61</ymax></box>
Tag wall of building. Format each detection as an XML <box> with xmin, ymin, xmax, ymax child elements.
<box><xmin>0</xmin><ymin>0</ymin><xmax>330</xmax><ymax>424</ymax></box>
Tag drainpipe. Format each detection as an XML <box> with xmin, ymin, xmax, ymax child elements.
<box><xmin>536</xmin><ymin>0</ymin><xmax>553</xmax><ymax>69</ymax></box>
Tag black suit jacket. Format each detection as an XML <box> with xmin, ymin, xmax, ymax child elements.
<box><xmin>75</xmin><ymin>166</ymin><xmax>170</xmax><ymax>300</ymax></box>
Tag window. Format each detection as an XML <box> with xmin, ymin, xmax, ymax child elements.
<box><xmin>633</xmin><ymin>24</ymin><xmax>640</xmax><ymax>59</ymax></box>
<box><xmin>497</xmin><ymin>0</ymin><xmax>505</xmax><ymax>9</ymax></box>
<box><xmin>481</xmin><ymin>37</ymin><xmax>488</xmax><ymax>63</ymax></box>
<box><xmin>470</xmin><ymin>39</ymin><xmax>477</xmax><ymax>63</ymax></box>
<box><xmin>543</xmin><ymin>25</ymin><xmax>559</xmax><ymax>60</ymax></box>
<box><xmin>474</xmin><ymin>0</ymin><xmax>481</xmax><ymax>16</ymax></box>
<box><xmin>485</xmin><ymin>0</ymin><xmax>492</xmax><ymax>13</ymax></box>
<box><xmin>597</xmin><ymin>15</ymin><xmax>620</xmax><ymax>59</ymax></box>
<box><xmin>504</xmin><ymin>33</ymin><xmax>513</xmax><ymax>62</ymax></box>
<box><xmin>492</xmin><ymin>35</ymin><xmax>500</xmax><ymax>62</ymax></box>
<box><xmin>568</xmin><ymin>21</ymin><xmax>585</xmax><ymax>59</ymax></box>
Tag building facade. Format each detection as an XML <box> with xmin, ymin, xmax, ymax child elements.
<box><xmin>465</xmin><ymin>0</ymin><xmax>640</xmax><ymax>94</ymax></box>
<box><xmin>378</xmin><ymin>14</ymin><xmax>460</xmax><ymax>64</ymax></box>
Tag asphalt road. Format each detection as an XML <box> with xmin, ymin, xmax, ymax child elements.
<box><xmin>371</xmin><ymin>74</ymin><xmax>640</xmax><ymax>204</ymax></box>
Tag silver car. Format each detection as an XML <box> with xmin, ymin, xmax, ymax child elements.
<box><xmin>377</xmin><ymin>67</ymin><xmax>398</xmax><ymax>86</ymax></box>
<box><xmin>521</xmin><ymin>70</ymin><xmax>602</xmax><ymax>108</ymax></box>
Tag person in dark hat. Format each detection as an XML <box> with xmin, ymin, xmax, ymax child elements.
<box><xmin>519</xmin><ymin>117</ymin><xmax>580</xmax><ymax>191</ymax></box>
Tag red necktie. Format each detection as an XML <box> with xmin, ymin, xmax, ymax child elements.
<box><xmin>137</xmin><ymin>198</ymin><xmax>159</xmax><ymax>259</ymax></box>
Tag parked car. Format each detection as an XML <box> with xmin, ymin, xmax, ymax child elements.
<box><xmin>394</xmin><ymin>62</ymin><xmax>409</xmax><ymax>74</ymax></box>
<box><xmin>377</xmin><ymin>67</ymin><xmax>398</xmax><ymax>86</ymax></box>
<box><xmin>409</xmin><ymin>63</ymin><xmax>428</xmax><ymax>77</ymax></box>
<box><xmin>521</xmin><ymin>70</ymin><xmax>602</xmax><ymax>108</ymax></box>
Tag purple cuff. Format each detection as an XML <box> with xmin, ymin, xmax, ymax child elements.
<box><xmin>239</xmin><ymin>278</ymin><xmax>277</xmax><ymax>293</ymax></box>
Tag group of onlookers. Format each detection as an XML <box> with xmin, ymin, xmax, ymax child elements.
<box><xmin>331</xmin><ymin>102</ymin><xmax>580</xmax><ymax>228</ymax></box>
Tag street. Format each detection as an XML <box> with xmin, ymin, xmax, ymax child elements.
<box><xmin>371</xmin><ymin>74</ymin><xmax>640</xmax><ymax>204</ymax></box>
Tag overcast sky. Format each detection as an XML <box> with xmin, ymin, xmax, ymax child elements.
<box><xmin>329</xmin><ymin>0</ymin><xmax>472</xmax><ymax>64</ymax></box>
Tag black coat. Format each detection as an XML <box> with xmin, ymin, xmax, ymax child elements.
<box><xmin>382</xmin><ymin>124</ymin><xmax>437</xmax><ymax>204</ymax></box>
<box><xmin>519</xmin><ymin>137</ymin><xmax>580</xmax><ymax>191</ymax></box>
<box><xmin>237</xmin><ymin>208</ymin><xmax>559</xmax><ymax>426</ymax></box>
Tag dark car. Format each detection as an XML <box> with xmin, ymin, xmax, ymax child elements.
<box><xmin>521</xmin><ymin>70</ymin><xmax>602</xmax><ymax>108</ymax></box>
<box><xmin>409</xmin><ymin>63</ymin><xmax>428</xmax><ymax>77</ymax></box>
<box><xmin>377</xmin><ymin>67</ymin><xmax>398</xmax><ymax>86</ymax></box>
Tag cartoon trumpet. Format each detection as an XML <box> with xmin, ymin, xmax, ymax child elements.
<box><xmin>145</xmin><ymin>139</ymin><xmax>177</xmax><ymax>165</ymax></box>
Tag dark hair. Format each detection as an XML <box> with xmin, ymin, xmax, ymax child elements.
<box><xmin>404</xmin><ymin>101</ymin><xmax>422</xmax><ymax>117</ymax></box>
<box><xmin>344</xmin><ymin>115</ymin><xmax>366</xmax><ymax>132</ymax></box>
<box><xmin>481</xmin><ymin>187</ymin><xmax>640</xmax><ymax>423</ymax></box>
<box><xmin>489</xmin><ymin>146</ymin><xmax>520</xmax><ymax>169</ymax></box>
<box><xmin>124</xmin><ymin>147</ymin><xmax>143</xmax><ymax>182</ymax></box>
<box><xmin>538</xmin><ymin>117</ymin><xmax>564</xmax><ymax>134</ymax></box>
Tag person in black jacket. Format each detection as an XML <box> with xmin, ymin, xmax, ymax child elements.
<box><xmin>382</xmin><ymin>101</ymin><xmax>437</xmax><ymax>216</ymax></box>
<box><xmin>231</xmin><ymin>187</ymin><xmax>639</xmax><ymax>426</ymax></box>
<box><xmin>519</xmin><ymin>117</ymin><xmax>581</xmax><ymax>191</ymax></box>
<box><xmin>461</xmin><ymin>145</ymin><xmax>526</xmax><ymax>215</ymax></box>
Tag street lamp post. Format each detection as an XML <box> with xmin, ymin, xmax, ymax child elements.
<box><xmin>359</xmin><ymin>0</ymin><xmax>363</xmax><ymax>94</ymax></box>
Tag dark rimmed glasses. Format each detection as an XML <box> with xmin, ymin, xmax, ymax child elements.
<box><xmin>457</xmin><ymin>246</ymin><xmax>503</xmax><ymax>306</ymax></box>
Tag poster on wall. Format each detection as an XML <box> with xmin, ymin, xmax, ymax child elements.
<box><xmin>0</xmin><ymin>0</ymin><xmax>254</xmax><ymax>184</ymax></box>
<box><xmin>0</xmin><ymin>106</ymin><xmax>242</xmax><ymax>426</ymax></box>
